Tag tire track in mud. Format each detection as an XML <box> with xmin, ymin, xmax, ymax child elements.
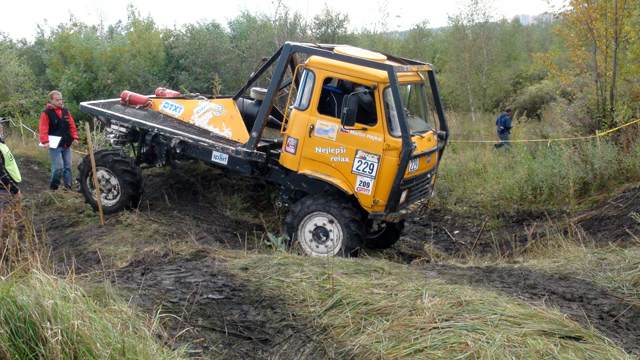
<box><xmin>114</xmin><ymin>254</ymin><xmax>330</xmax><ymax>359</ymax></box>
<box><xmin>419</xmin><ymin>264</ymin><xmax>640</xmax><ymax>356</ymax></box>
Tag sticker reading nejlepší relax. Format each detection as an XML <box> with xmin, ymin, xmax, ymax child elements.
<box><xmin>352</xmin><ymin>149</ymin><xmax>380</xmax><ymax>179</ymax></box>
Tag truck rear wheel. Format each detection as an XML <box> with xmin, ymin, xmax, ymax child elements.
<box><xmin>284</xmin><ymin>194</ymin><xmax>365</xmax><ymax>257</ymax></box>
<box><xmin>77</xmin><ymin>150</ymin><xmax>143</xmax><ymax>214</ymax></box>
<box><xmin>366</xmin><ymin>220</ymin><xmax>405</xmax><ymax>249</ymax></box>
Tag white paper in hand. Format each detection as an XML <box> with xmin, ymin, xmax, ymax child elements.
<box><xmin>39</xmin><ymin>135</ymin><xmax>62</xmax><ymax>148</ymax></box>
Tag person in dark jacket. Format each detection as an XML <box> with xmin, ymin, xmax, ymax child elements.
<box><xmin>39</xmin><ymin>91</ymin><xmax>79</xmax><ymax>190</ymax></box>
<box><xmin>0</xmin><ymin>121</ymin><xmax>22</xmax><ymax>232</ymax></box>
<box><xmin>494</xmin><ymin>107</ymin><xmax>513</xmax><ymax>149</ymax></box>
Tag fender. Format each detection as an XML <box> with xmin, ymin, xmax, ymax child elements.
<box><xmin>297</xmin><ymin>159</ymin><xmax>353</xmax><ymax>195</ymax></box>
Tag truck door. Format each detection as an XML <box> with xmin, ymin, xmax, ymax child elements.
<box><xmin>299</xmin><ymin>73</ymin><xmax>385</xmax><ymax>209</ymax></box>
<box><xmin>280</xmin><ymin>67</ymin><xmax>316</xmax><ymax>172</ymax></box>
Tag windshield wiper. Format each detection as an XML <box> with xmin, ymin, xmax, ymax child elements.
<box><xmin>410</xmin><ymin>131</ymin><xmax>425</xmax><ymax>138</ymax></box>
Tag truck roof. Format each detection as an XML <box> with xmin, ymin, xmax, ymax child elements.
<box><xmin>306</xmin><ymin>54</ymin><xmax>425</xmax><ymax>83</ymax></box>
<box><xmin>304</xmin><ymin>45</ymin><xmax>430</xmax><ymax>83</ymax></box>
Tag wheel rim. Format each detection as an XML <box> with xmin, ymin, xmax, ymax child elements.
<box><xmin>297</xmin><ymin>211</ymin><xmax>343</xmax><ymax>257</ymax></box>
<box><xmin>86</xmin><ymin>167</ymin><xmax>122</xmax><ymax>207</ymax></box>
<box><xmin>367</xmin><ymin>221</ymin><xmax>388</xmax><ymax>240</ymax></box>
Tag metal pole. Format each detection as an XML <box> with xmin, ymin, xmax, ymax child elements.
<box><xmin>85</xmin><ymin>122</ymin><xmax>104</xmax><ymax>226</ymax></box>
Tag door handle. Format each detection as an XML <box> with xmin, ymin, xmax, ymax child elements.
<box><xmin>308</xmin><ymin>124</ymin><xmax>315</xmax><ymax>137</ymax></box>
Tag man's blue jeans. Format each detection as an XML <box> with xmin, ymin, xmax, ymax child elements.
<box><xmin>49</xmin><ymin>146</ymin><xmax>72</xmax><ymax>188</ymax></box>
<box><xmin>495</xmin><ymin>133</ymin><xmax>511</xmax><ymax>149</ymax></box>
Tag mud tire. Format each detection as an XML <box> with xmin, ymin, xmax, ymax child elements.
<box><xmin>77</xmin><ymin>150</ymin><xmax>143</xmax><ymax>214</ymax></box>
<box><xmin>366</xmin><ymin>220</ymin><xmax>405</xmax><ymax>249</ymax></box>
<box><xmin>284</xmin><ymin>194</ymin><xmax>365</xmax><ymax>257</ymax></box>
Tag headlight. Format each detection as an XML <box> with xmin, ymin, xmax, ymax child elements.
<box><xmin>400</xmin><ymin>190</ymin><xmax>408</xmax><ymax>203</ymax></box>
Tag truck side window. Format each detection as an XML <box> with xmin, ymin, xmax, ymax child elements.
<box><xmin>317</xmin><ymin>77</ymin><xmax>377</xmax><ymax>126</ymax></box>
<box><xmin>293</xmin><ymin>69</ymin><xmax>315</xmax><ymax>111</ymax></box>
<box><xmin>384</xmin><ymin>88</ymin><xmax>401</xmax><ymax>137</ymax></box>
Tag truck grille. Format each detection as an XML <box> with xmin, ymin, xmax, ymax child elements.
<box><xmin>83</xmin><ymin>99</ymin><xmax>243</xmax><ymax>148</ymax></box>
<box><xmin>399</xmin><ymin>169</ymin><xmax>434</xmax><ymax>207</ymax></box>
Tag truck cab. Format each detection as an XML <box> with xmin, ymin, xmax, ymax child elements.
<box><xmin>273</xmin><ymin>45</ymin><xmax>448</xmax><ymax>257</ymax></box>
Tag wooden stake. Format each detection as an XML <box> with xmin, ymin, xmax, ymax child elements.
<box><xmin>471</xmin><ymin>217</ymin><xmax>490</xmax><ymax>252</ymax></box>
<box><xmin>85</xmin><ymin>122</ymin><xmax>104</xmax><ymax>226</ymax></box>
<box><xmin>596</xmin><ymin>130</ymin><xmax>601</xmax><ymax>154</ymax></box>
<box><xmin>18</xmin><ymin>117</ymin><xmax>25</xmax><ymax>145</ymax></box>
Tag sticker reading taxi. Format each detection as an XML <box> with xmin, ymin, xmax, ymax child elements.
<box><xmin>314</xmin><ymin>119</ymin><xmax>339</xmax><ymax>142</ymax></box>
<box><xmin>352</xmin><ymin>149</ymin><xmax>380</xmax><ymax>179</ymax></box>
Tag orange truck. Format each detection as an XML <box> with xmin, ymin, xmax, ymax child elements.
<box><xmin>78</xmin><ymin>42</ymin><xmax>449</xmax><ymax>257</ymax></box>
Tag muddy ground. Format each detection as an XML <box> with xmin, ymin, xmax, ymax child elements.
<box><xmin>18</xmin><ymin>155</ymin><xmax>640</xmax><ymax>358</ymax></box>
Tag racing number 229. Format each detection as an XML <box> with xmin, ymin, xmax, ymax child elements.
<box><xmin>354</xmin><ymin>159</ymin><xmax>376</xmax><ymax>176</ymax></box>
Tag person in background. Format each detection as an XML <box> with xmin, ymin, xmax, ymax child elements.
<box><xmin>39</xmin><ymin>91</ymin><xmax>79</xmax><ymax>190</ymax></box>
<box><xmin>0</xmin><ymin>121</ymin><xmax>22</xmax><ymax>233</ymax></box>
<box><xmin>494</xmin><ymin>107</ymin><xmax>513</xmax><ymax>149</ymax></box>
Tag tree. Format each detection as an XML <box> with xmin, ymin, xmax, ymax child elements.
<box><xmin>311</xmin><ymin>4</ymin><xmax>350</xmax><ymax>44</ymax></box>
<box><xmin>555</xmin><ymin>0</ymin><xmax>634</xmax><ymax>128</ymax></box>
<box><xmin>0</xmin><ymin>35</ymin><xmax>42</xmax><ymax>127</ymax></box>
<box><xmin>163</xmin><ymin>21</ymin><xmax>238</xmax><ymax>94</ymax></box>
<box><xmin>444</xmin><ymin>0</ymin><xmax>500</xmax><ymax>121</ymax></box>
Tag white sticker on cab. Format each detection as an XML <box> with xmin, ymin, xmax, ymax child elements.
<box><xmin>355</xmin><ymin>175</ymin><xmax>374</xmax><ymax>195</ymax></box>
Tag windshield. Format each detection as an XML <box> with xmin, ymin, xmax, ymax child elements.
<box><xmin>384</xmin><ymin>83</ymin><xmax>433</xmax><ymax>137</ymax></box>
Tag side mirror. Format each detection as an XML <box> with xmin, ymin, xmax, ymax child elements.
<box><xmin>341</xmin><ymin>94</ymin><xmax>358</xmax><ymax>127</ymax></box>
<box><xmin>437</xmin><ymin>130</ymin><xmax>448</xmax><ymax>141</ymax></box>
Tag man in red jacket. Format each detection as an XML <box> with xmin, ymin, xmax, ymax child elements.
<box><xmin>39</xmin><ymin>91</ymin><xmax>79</xmax><ymax>190</ymax></box>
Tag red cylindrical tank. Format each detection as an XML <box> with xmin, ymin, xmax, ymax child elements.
<box><xmin>120</xmin><ymin>90</ymin><xmax>152</xmax><ymax>108</ymax></box>
<box><xmin>155</xmin><ymin>87</ymin><xmax>181</xmax><ymax>97</ymax></box>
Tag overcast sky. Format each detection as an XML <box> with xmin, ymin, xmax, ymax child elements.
<box><xmin>1</xmin><ymin>0</ymin><xmax>561</xmax><ymax>41</ymax></box>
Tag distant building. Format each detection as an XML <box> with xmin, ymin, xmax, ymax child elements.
<box><xmin>533</xmin><ymin>13</ymin><xmax>553</xmax><ymax>24</ymax></box>
<box><xmin>514</xmin><ymin>13</ymin><xmax>553</xmax><ymax>26</ymax></box>
<box><xmin>519</xmin><ymin>14</ymin><xmax>531</xmax><ymax>25</ymax></box>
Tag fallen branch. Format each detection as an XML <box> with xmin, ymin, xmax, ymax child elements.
<box><xmin>443</xmin><ymin>226</ymin><xmax>468</xmax><ymax>247</ymax></box>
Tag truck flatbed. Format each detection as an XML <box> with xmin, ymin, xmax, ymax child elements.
<box><xmin>80</xmin><ymin>99</ymin><xmax>244</xmax><ymax>148</ymax></box>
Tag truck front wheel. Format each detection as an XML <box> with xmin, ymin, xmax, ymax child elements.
<box><xmin>77</xmin><ymin>150</ymin><xmax>143</xmax><ymax>214</ymax></box>
<box><xmin>366</xmin><ymin>220</ymin><xmax>405</xmax><ymax>249</ymax></box>
<box><xmin>284</xmin><ymin>194</ymin><xmax>365</xmax><ymax>257</ymax></box>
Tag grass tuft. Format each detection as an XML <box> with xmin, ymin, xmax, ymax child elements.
<box><xmin>0</xmin><ymin>272</ymin><xmax>184</xmax><ymax>360</ymax></box>
<box><xmin>228</xmin><ymin>254</ymin><xmax>632</xmax><ymax>359</ymax></box>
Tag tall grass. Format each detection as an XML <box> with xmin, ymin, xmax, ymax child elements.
<box><xmin>520</xmin><ymin>222</ymin><xmax>640</xmax><ymax>306</ymax></box>
<box><xmin>435</xmin><ymin>112</ymin><xmax>640</xmax><ymax>215</ymax></box>
<box><xmin>0</xmin><ymin>195</ymin><xmax>185</xmax><ymax>360</ymax></box>
<box><xmin>229</xmin><ymin>254</ymin><xmax>632</xmax><ymax>359</ymax></box>
<box><xmin>0</xmin><ymin>273</ymin><xmax>184</xmax><ymax>360</ymax></box>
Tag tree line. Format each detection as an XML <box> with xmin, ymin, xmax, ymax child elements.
<box><xmin>1</xmin><ymin>1</ymin><xmax>639</xmax><ymax>133</ymax></box>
